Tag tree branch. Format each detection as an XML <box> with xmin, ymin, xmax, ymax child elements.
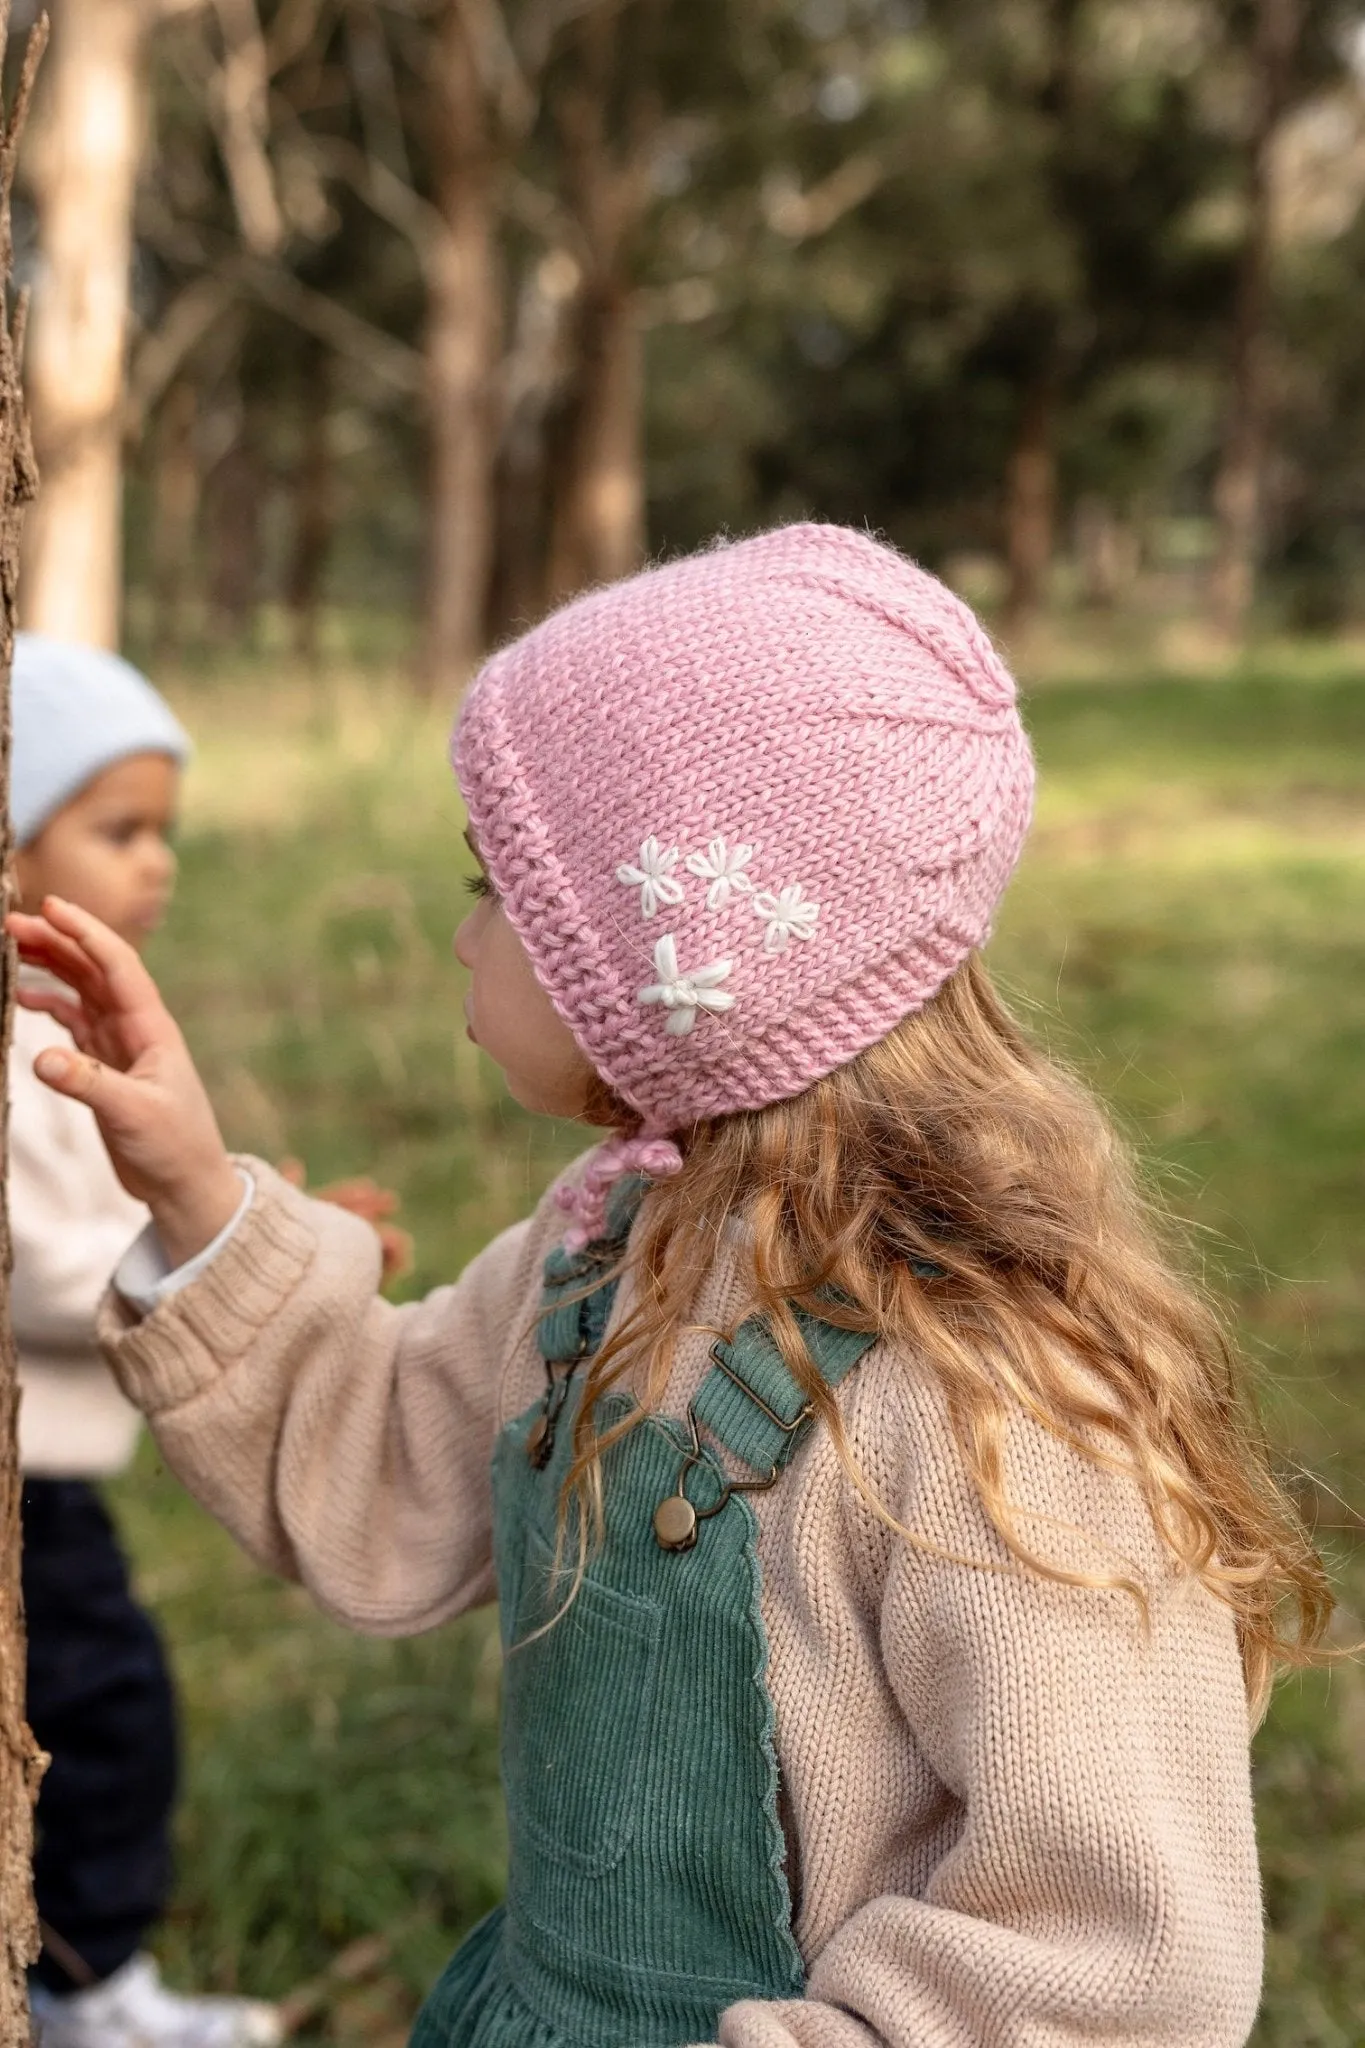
<box><xmin>239</xmin><ymin>257</ymin><xmax>421</xmax><ymax>393</ymax></box>
<box><xmin>342</xmin><ymin>0</ymin><xmax>413</xmax><ymax>186</ymax></box>
<box><xmin>0</xmin><ymin>5</ymin><xmax>46</xmax><ymax>218</ymax></box>
<box><xmin>209</xmin><ymin>0</ymin><xmax>286</xmax><ymax>255</ymax></box>
<box><xmin>761</xmin><ymin>151</ymin><xmax>888</xmax><ymax>240</ymax></box>
<box><xmin>126</xmin><ymin>271</ymin><xmax>239</xmax><ymax>432</ymax></box>
<box><xmin>452</xmin><ymin>0</ymin><xmax>536</xmax><ymax>139</ymax></box>
<box><xmin>311</xmin><ymin>131</ymin><xmax>444</xmax><ymax>261</ymax></box>
<box><xmin>266</xmin><ymin>0</ymin><xmax>335</xmax><ymax>73</ymax></box>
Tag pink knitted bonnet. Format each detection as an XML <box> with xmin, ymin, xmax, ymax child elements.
<box><xmin>454</xmin><ymin>522</ymin><xmax>1034</xmax><ymax>1148</ymax></box>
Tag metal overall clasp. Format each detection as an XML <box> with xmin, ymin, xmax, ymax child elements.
<box><xmin>653</xmin><ymin>1345</ymin><xmax>813</xmax><ymax>1551</ymax></box>
<box><xmin>527</xmin><ymin>1325</ymin><xmax>594</xmax><ymax>1469</ymax></box>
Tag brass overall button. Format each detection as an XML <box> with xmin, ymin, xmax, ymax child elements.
<box><xmin>653</xmin><ymin>1494</ymin><xmax>698</xmax><ymax>1551</ymax></box>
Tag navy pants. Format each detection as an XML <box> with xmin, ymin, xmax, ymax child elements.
<box><xmin>21</xmin><ymin>1479</ymin><xmax>177</xmax><ymax>1993</ymax></box>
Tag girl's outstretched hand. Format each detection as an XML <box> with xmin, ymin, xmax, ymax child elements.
<box><xmin>8</xmin><ymin>896</ymin><xmax>243</xmax><ymax>1268</ymax></box>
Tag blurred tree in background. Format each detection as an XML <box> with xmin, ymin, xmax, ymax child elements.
<box><xmin>11</xmin><ymin>0</ymin><xmax>1365</xmax><ymax>679</ymax></box>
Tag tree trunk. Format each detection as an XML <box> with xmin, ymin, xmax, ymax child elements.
<box><xmin>286</xmin><ymin>346</ymin><xmax>333</xmax><ymax>664</ymax></box>
<box><xmin>544</xmin><ymin>0</ymin><xmax>654</xmax><ymax>607</ymax></box>
<box><xmin>545</xmin><ymin>276</ymin><xmax>644</xmax><ymax>603</ymax></box>
<box><xmin>206</xmin><ymin>433</ymin><xmax>266</xmax><ymax>645</ymax></box>
<box><xmin>1000</xmin><ymin>0</ymin><xmax>1081</xmax><ymax>641</ymax></box>
<box><xmin>1003</xmin><ymin>363</ymin><xmax>1058</xmax><ymax>635</ymax></box>
<box><xmin>419</xmin><ymin>0</ymin><xmax>500</xmax><ymax>697</ymax></box>
<box><xmin>484</xmin><ymin>251</ymin><xmax>579</xmax><ymax>644</ymax></box>
<box><xmin>150</xmin><ymin>379</ymin><xmax>201</xmax><ymax>659</ymax></box>
<box><xmin>21</xmin><ymin>0</ymin><xmax>144</xmax><ymax>648</ymax></box>
<box><xmin>1209</xmin><ymin>0</ymin><xmax>1303</xmax><ymax>643</ymax></box>
<box><xmin>0</xmin><ymin>15</ymin><xmax>52</xmax><ymax>2040</ymax></box>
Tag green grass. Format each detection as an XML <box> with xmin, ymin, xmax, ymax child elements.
<box><xmin>106</xmin><ymin>653</ymin><xmax>1365</xmax><ymax>2042</ymax></box>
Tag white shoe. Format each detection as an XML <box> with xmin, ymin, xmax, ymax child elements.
<box><xmin>30</xmin><ymin>1953</ymin><xmax>284</xmax><ymax>2048</ymax></box>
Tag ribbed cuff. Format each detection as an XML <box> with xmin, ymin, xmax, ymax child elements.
<box><xmin>116</xmin><ymin>1168</ymin><xmax>255</xmax><ymax>1313</ymax></box>
<box><xmin>98</xmin><ymin>1157</ymin><xmax>318</xmax><ymax>1414</ymax></box>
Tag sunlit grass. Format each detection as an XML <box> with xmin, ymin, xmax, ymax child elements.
<box><xmin>108</xmin><ymin>652</ymin><xmax>1365</xmax><ymax>2042</ymax></box>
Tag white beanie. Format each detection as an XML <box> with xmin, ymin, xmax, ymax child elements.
<box><xmin>11</xmin><ymin>636</ymin><xmax>191</xmax><ymax>847</ymax></box>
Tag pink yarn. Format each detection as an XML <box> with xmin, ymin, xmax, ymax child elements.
<box><xmin>554</xmin><ymin>1133</ymin><xmax>684</xmax><ymax>1252</ymax></box>
<box><xmin>454</xmin><ymin>523</ymin><xmax>1034</xmax><ymax>1134</ymax></box>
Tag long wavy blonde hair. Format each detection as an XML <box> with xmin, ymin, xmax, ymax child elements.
<box><xmin>559</xmin><ymin>954</ymin><xmax>1330</xmax><ymax>1721</ymax></box>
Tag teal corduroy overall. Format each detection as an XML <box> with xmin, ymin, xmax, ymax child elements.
<box><xmin>410</xmin><ymin>1183</ymin><xmax>882</xmax><ymax>2048</ymax></box>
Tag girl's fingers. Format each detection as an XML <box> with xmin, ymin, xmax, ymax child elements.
<box><xmin>378</xmin><ymin>1224</ymin><xmax>415</xmax><ymax>1284</ymax></box>
<box><xmin>32</xmin><ymin>1046</ymin><xmax>145</xmax><ymax>1126</ymax></box>
<box><xmin>16</xmin><ymin>900</ymin><xmax>177</xmax><ymax>1062</ymax></box>
<box><xmin>14</xmin><ymin>986</ymin><xmax>92</xmax><ymax>1042</ymax></box>
<box><xmin>7</xmin><ymin>914</ymin><xmax>110</xmax><ymax>1000</ymax></box>
<box><xmin>37</xmin><ymin>896</ymin><xmax>156</xmax><ymax>1006</ymax></box>
<box><xmin>315</xmin><ymin>1179</ymin><xmax>401</xmax><ymax>1223</ymax></box>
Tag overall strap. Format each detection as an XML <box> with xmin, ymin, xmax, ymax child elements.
<box><xmin>692</xmin><ymin>1311</ymin><xmax>875</xmax><ymax>1478</ymax></box>
<box><xmin>693</xmin><ymin>1257</ymin><xmax>943</xmax><ymax>1477</ymax></box>
<box><xmin>536</xmin><ymin>1172</ymin><xmax>941</xmax><ymax>1482</ymax></box>
<box><xmin>536</xmin><ymin>1173</ymin><xmax>647</xmax><ymax>1364</ymax></box>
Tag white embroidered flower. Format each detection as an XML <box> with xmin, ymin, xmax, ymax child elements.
<box><xmin>637</xmin><ymin>934</ymin><xmax>736</xmax><ymax>1036</ymax></box>
<box><xmin>685</xmin><ymin>836</ymin><xmax>756</xmax><ymax>912</ymax></box>
<box><xmin>616</xmin><ymin>837</ymin><xmax>685</xmax><ymax>918</ymax></box>
<box><xmin>753</xmin><ymin>884</ymin><xmax>819</xmax><ymax>955</ymax></box>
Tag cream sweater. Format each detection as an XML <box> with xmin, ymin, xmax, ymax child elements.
<box><xmin>99</xmin><ymin>1158</ymin><xmax>1263</xmax><ymax>2047</ymax></box>
<box><xmin>13</xmin><ymin>1003</ymin><xmax>147</xmax><ymax>1477</ymax></box>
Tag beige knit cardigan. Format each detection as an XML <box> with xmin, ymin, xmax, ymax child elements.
<box><xmin>100</xmin><ymin>1158</ymin><xmax>1263</xmax><ymax>2047</ymax></box>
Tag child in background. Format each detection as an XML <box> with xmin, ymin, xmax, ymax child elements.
<box><xmin>13</xmin><ymin>527</ymin><xmax>1330</xmax><ymax>2048</ymax></box>
<box><xmin>11</xmin><ymin>638</ymin><xmax>283</xmax><ymax>2048</ymax></box>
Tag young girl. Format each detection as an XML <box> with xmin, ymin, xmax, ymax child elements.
<box><xmin>13</xmin><ymin>524</ymin><xmax>1328</xmax><ymax>2048</ymax></box>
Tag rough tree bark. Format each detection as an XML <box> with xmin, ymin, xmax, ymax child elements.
<box><xmin>1</xmin><ymin>22</ymin><xmax>52</xmax><ymax>2043</ymax></box>
<box><xmin>1209</xmin><ymin>0</ymin><xmax>1303</xmax><ymax>643</ymax></box>
<box><xmin>21</xmin><ymin>0</ymin><xmax>144</xmax><ymax>648</ymax></box>
<box><xmin>419</xmin><ymin>0</ymin><xmax>502</xmax><ymax>696</ymax></box>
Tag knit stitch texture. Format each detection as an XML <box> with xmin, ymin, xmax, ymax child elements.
<box><xmin>453</xmin><ymin>523</ymin><xmax>1035</xmax><ymax>1129</ymax></box>
<box><xmin>99</xmin><ymin>1162</ymin><xmax>1264</xmax><ymax>2047</ymax></box>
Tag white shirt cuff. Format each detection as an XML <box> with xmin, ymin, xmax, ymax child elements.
<box><xmin>115</xmin><ymin>1168</ymin><xmax>255</xmax><ymax>1317</ymax></box>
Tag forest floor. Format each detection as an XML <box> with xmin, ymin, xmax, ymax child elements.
<box><xmin>108</xmin><ymin>645</ymin><xmax>1365</xmax><ymax>2044</ymax></box>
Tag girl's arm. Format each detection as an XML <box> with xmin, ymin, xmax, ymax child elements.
<box><xmin>97</xmin><ymin>1159</ymin><xmax>553</xmax><ymax>1633</ymax></box>
<box><xmin>8</xmin><ymin>896</ymin><xmax>549</xmax><ymax>1632</ymax></box>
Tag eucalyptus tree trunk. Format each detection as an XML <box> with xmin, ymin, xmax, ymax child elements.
<box><xmin>1002</xmin><ymin>365</ymin><xmax>1058</xmax><ymax>636</ymax></box>
<box><xmin>544</xmin><ymin>0</ymin><xmax>653</xmax><ymax>606</ymax></box>
<box><xmin>21</xmin><ymin>0</ymin><xmax>144</xmax><ymax>648</ymax></box>
<box><xmin>545</xmin><ymin>273</ymin><xmax>644</xmax><ymax>604</ymax></box>
<box><xmin>150</xmin><ymin>378</ymin><xmax>200</xmax><ymax>659</ymax></box>
<box><xmin>1209</xmin><ymin>0</ymin><xmax>1302</xmax><ymax>642</ymax></box>
<box><xmin>286</xmin><ymin>345</ymin><xmax>333</xmax><ymax>663</ymax></box>
<box><xmin>1000</xmin><ymin>0</ymin><xmax>1081</xmax><ymax>640</ymax></box>
<box><xmin>419</xmin><ymin>0</ymin><xmax>501</xmax><ymax>696</ymax></box>
<box><xmin>0</xmin><ymin>21</ymin><xmax>52</xmax><ymax>2041</ymax></box>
